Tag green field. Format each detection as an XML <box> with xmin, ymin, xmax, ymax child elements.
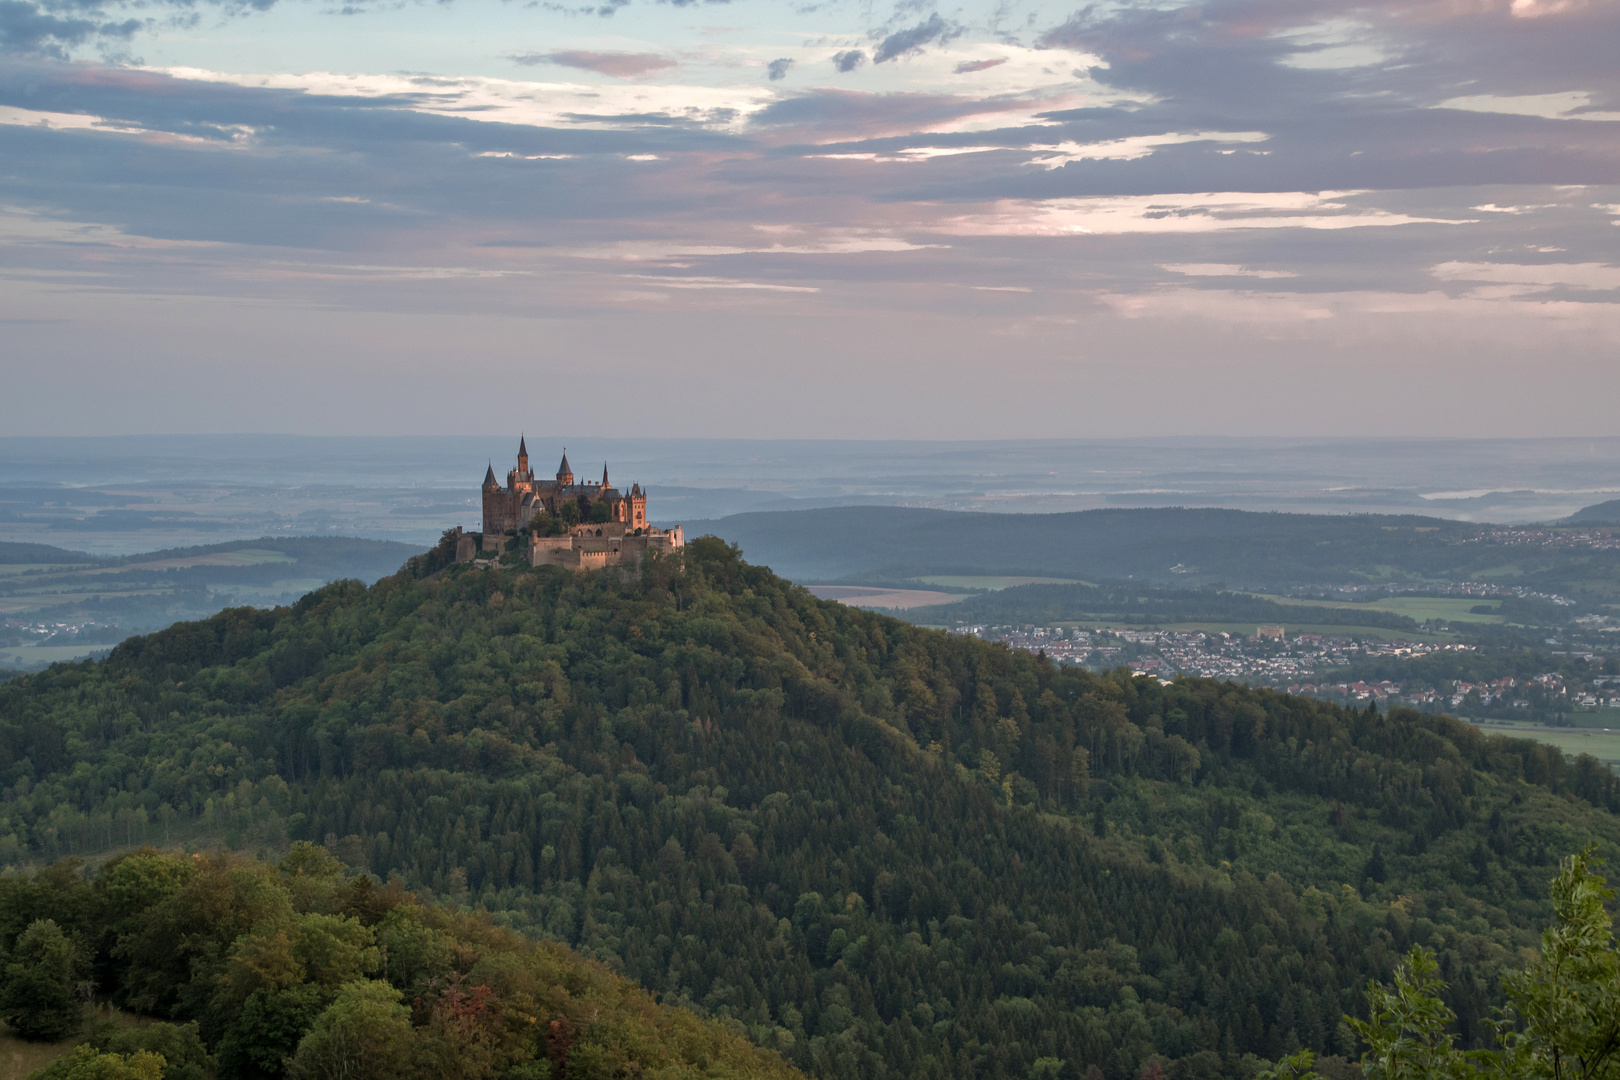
<box><xmin>1464</xmin><ymin>719</ymin><xmax>1620</xmax><ymax>766</ymax></box>
<box><xmin>0</xmin><ymin>643</ymin><xmax>112</xmax><ymax>668</ymax></box>
<box><xmin>915</xmin><ymin>575</ymin><xmax>1086</xmax><ymax>590</ymax></box>
<box><xmin>1262</xmin><ymin>594</ymin><xmax>1509</xmax><ymax>624</ymax></box>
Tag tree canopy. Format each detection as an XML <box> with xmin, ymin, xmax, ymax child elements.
<box><xmin>3</xmin><ymin>540</ymin><xmax>1620</xmax><ymax>1080</ymax></box>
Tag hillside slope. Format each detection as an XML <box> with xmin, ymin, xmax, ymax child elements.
<box><xmin>1566</xmin><ymin>499</ymin><xmax>1620</xmax><ymax>525</ymax></box>
<box><xmin>2</xmin><ymin>540</ymin><xmax>1619</xmax><ymax>1080</ymax></box>
<box><xmin>0</xmin><ymin>845</ymin><xmax>800</xmax><ymax>1080</ymax></box>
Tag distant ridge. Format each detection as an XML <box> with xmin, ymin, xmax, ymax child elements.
<box><xmin>686</xmin><ymin>504</ymin><xmax>1485</xmax><ymax>587</ymax></box>
<box><xmin>1566</xmin><ymin>498</ymin><xmax>1620</xmax><ymax>525</ymax></box>
<box><xmin>0</xmin><ymin>540</ymin><xmax>97</xmax><ymax>564</ymax></box>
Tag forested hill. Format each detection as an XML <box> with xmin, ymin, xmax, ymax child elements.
<box><xmin>684</xmin><ymin>506</ymin><xmax>1620</xmax><ymax>593</ymax></box>
<box><xmin>3</xmin><ymin>540</ymin><xmax>1620</xmax><ymax>1080</ymax></box>
<box><xmin>0</xmin><ymin>845</ymin><xmax>801</xmax><ymax>1080</ymax></box>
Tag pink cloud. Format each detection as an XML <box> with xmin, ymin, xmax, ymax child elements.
<box><xmin>509</xmin><ymin>50</ymin><xmax>677</xmax><ymax>78</ymax></box>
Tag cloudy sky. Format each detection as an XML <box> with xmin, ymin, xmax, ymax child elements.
<box><xmin>1</xmin><ymin>0</ymin><xmax>1616</xmax><ymax>437</ymax></box>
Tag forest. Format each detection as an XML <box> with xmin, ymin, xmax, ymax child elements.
<box><xmin>3</xmin><ymin>537</ymin><xmax>1620</xmax><ymax>1080</ymax></box>
<box><xmin>0</xmin><ymin>843</ymin><xmax>795</xmax><ymax>1080</ymax></box>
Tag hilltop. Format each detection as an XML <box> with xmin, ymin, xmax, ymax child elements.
<box><xmin>2</xmin><ymin>540</ymin><xmax>1619</xmax><ymax>1079</ymax></box>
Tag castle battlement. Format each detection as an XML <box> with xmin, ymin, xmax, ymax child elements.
<box><xmin>462</xmin><ymin>437</ymin><xmax>684</xmax><ymax>570</ymax></box>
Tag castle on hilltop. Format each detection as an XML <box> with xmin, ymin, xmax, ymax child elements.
<box><xmin>461</xmin><ymin>437</ymin><xmax>684</xmax><ymax>570</ymax></box>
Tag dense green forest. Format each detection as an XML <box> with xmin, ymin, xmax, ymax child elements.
<box><xmin>0</xmin><ymin>845</ymin><xmax>796</xmax><ymax>1080</ymax></box>
<box><xmin>3</xmin><ymin>539</ymin><xmax>1620</xmax><ymax>1080</ymax></box>
<box><xmin>689</xmin><ymin>506</ymin><xmax>1620</xmax><ymax>600</ymax></box>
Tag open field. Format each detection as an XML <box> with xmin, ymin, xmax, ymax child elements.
<box><xmin>0</xmin><ymin>644</ymin><xmax>112</xmax><ymax>667</ymax></box>
<box><xmin>807</xmin><ymin>586</ymin><xmax>963</xmax><ymax>610</ymax></box>
<box><xmin>1263</xmin><ymin>595</ymin><xmax>1508</xmax><ymax>624</ymax></box>
<box><xmin>111</xmin><ymin>547</ymin><xmax>297</xmax><ymax>572</ymax></box>
<box><xmin>0</xmin><ymin>590</ymin><xmax>170</xmax><ymax>614</ymax></box>
<box><xmin>1464</xmin><ymin>719</ymin><xmax>1620</xmax><ymax>766</ymax></box>
<box><xmin>0</xmin><ymin>1029</ymin><xmax>75</xmax><ymax>1080</ymax></box>
<box><xmin>915</xmin><ymin>575</ymin><xmax>1086</xmax><ymax>590</ymax></box>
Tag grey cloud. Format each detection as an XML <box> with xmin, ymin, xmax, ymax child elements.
<box><xmin>509</xmin><ymin>48</ymin><xmax>676</xmax><ymax>77</ymax></box>
<box><xmin>872</xmin><ymin>13</ymin><xmax>959</xmax><ymax>63</ymax></box>
<box><xmin>0</xmin><ymin>0</ymin><xmax>136</xmax><ymax>56</ymax></box>
<box><xmin>953</xmin><ymin>57</ymin><xmax>1006</xmax><ymax>73</ymax></box>
<box><xmin>767</xmin><ymin>57</ymin><xmax>793</xmax><ymax>81</ymax></box>
<box><xmin>831</xmin><ymin>48</ymin><xmax>864</xmax><ymax>72</ymax></box>
<box><xmin>534</xmin><ymin>0</ymin><xmax>630</xmax><ymax>15</ymax></box>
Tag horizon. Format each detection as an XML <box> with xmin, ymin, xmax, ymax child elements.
<box><xmin>3</xmin><ymin>0</ymin><xmax>1617</xmax><ymax>438</ymax></box>
<box><xmin>3</xmin><ymin>433</ymin><xmax>1619</xmax><ymax>556</ymax></box>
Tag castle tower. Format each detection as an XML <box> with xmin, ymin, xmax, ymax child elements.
<box><xmin>517</xmin><ymin>435</ymin><xmax>529</xmax><ymax>480</ymax></box>
<box><xmin>557</xmin><ymin>451</ymin><xmax>574</xmax><ymax>487</ymax></box>
<box><xmin>482</xmin><ymin>462</ymin><xmax>498</xmax><ymax>490</ymax></box>
<box><xmin>629</xmin><ymin>482</ymin><xmax>647</xmax><ymax>528</ymax></box>
<box><xmin>601</xmin><ymin>463</ymin><xmax>609</xmax><ymax>488</ymax></box>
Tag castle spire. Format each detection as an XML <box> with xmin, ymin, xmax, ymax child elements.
<box><xmin>483</xmin><ymin>461</ymin><xmax>497</xmax><ymax>488</ymax></box>
<box><xmin>517</xmin><ymin>434</ymin><xmax>529</xmax><ymax>477</ymax></box>
<box><xmin>557</xmin><ymin>450</ymin><xmax>574</xmax><ymax>487</ymax></box>
<box><xmin>602</xmin><ymin>462</ymin><xmax>609</xmax><ymax>488</ymax></box>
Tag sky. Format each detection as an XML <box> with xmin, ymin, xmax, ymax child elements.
<box><xmin>0</xmin><ymin>0</ymin><xmax>1616</xmax><ymax>438</ymax></box>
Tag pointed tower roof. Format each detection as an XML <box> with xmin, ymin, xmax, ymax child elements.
<box><xmin>558</xmin><ymin>450</ymin><xmax>571</xmax><ymax>475</ymax></box>
<box><xmin>602</xmin><ymin>462</ymin><xmax>610</xmax><ymax>487</ymax></box>
<box><xmin>518</xmin><ymin>434</ymin><xmax>528</xmax><ymax>457</ymax></box>
<box><xmin>483</xmin><ymin>462</ymin><xmax>497</xmax><ymax>487</ymax></box>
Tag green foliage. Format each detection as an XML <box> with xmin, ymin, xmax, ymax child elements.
<box><xmin>1</xmin><ymin>918</ymin><xmax>86</xmax><ymax>1041</ymax></box>
<box><xmin>24</xmin><ymin>1044</ymin><xmax>166</xmax><ymax>1080</ymax></box>
<box><xmin>1323</xmin><ymin>853</ymin><xmax>1620</xmax><ymax>1080</ymax></box>
<box><xmin>1496</xmin><ymin>851</ymin><xmax>1620</xmax><ymax>1080</ymax></box>
<box><xmin>1347</xmin><ymin>948</ymin><xmax>1475</xmax><ymax>1080</ymax></box>
<box><xmin>287</xmin><ymin>979</ymin><xmax>414</xmax><ymax>1080</ymax></box>
<box><xmin>90</xmin><ymin>1020</ymin><xmax>215</xmax><ymax>1080</ymax></box>
<box><xmin>8</xmin><ymin>542</ymin><xmax>1620</xmax><ymax>1079</ymax></box>
<box><xmin>0</xmin><ymin>849</ymin><xmax>800</xmax><ymax>1080</ymax></box>
<box><xmin>216</xmin><ymin>984</ymin><xmax>330</xmax><ymax>1080</ymax></box>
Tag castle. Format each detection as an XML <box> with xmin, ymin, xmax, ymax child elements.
<box><xmin>459</xmin><ymin>437</ymin><xmax>684</xmax><ymax>570</ymax></box>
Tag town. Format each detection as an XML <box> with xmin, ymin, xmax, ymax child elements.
<box><xmin>949</xmin><ymin>623</ymin><xmax>1620</xmax><ymax>714</ymax></box>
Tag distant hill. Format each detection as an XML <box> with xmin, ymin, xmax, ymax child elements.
<box><xmin>0</xmin><ymin>540</ymin><xmax>96</xmax><ymax>564</ymax></box>
<box><xmin>685</xmin><ymin>505</ymin><xmax>1620</xmax><ymax>600</ymax></box>
<box><xmin>686</xmin><ymin>506</ymin><xmax>1495</xmax><ymax>588</ymax></box>
<box><xmin>1566</xmin><ymin>499</ymin><xmax>1620</xmax><ymax>524</ymax></box>
<box><xmin>0</xmin><ymin>535</ymin><xmax>423</xmax><ymax>671</ymax></box>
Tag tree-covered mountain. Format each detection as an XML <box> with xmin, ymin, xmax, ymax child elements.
<box><xmin>0</xmin><ymin>844</ymin><xmax>799</xmax><ymax>1080</ymax></box>
<box><xmin>3</xmin><ymin>540</ymin><xmax>1620</xmax><ymax>1080</ymax></box>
